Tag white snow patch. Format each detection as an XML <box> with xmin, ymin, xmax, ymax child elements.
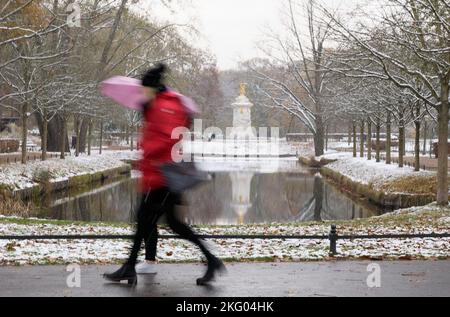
<box><xmin>320</xmin><ymin>152</ymin><xmax>434</xmax><ymax>191</ymax></box>
<box><xmin>1</xmin><ymin>213</ymin><xmax>449</xmax><ymax>265</ymax></box>
<box><xmin>0</xmin><ymin>151</ymin><xmax>139</xmax><ymax>191</ymax></box>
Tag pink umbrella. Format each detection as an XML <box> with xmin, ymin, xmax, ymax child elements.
<box><xmin>100</xmin><ymin>76</ymin><xmax>201</xmax><ymax>115</ymax></box>
<box><xmin>170</xmin><ymin>91</ymin><xmax>200</xmax><ymax>116</ymax></box>
<box><xmin>100</xmin><ymin>76</ymin><xmax>147</xmax><ymax>111</ymax></box>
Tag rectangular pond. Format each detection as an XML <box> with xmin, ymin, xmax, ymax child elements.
<box><xmin>34</xmin><ymin>159</ymin><xmax>391</xmax><ymax>225</ymax></box>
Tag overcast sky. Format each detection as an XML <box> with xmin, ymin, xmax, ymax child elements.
<box><xmin>145</xmin><ymin>0</ymin><xmax>368</xmax><ymax>70</ymax></box>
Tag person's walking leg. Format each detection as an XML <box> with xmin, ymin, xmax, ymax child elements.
<box><xmin>126</xmin><ymin>198</ymin><xmax>153</xmax><ymax>267</ymax></box>
<box><xmin>164</xmin><ymin>193</ymin><xmax>225</xmax><ymax>285</ymax></box>
<box><xmin>166</xmin><ymin>210</ymin><xmax>214</xmax><ymax>260</ymax></box>
<box><xmin>104</xmin><ymin>192</ymin><xmax>163</xmax><ymax>284</ymax></box>
<box><xmin>144</xmin><ymin>223</ymin><xmax>158</xmax><ymax>261</ymax></box>
<box><xmin>135</xmin><ymin>215</ymin><xmax>159</xmax><ymax>274</ymax></box>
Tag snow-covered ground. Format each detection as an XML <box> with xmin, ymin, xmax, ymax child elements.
<box><xmin>0</xmin><ymin>151</ymin><xmax>139</xmax><ymax>191</ymax></box>
<box><xmin>327</xmin><ymin>142</ymin><xmax>353</xmax><ymax>149</ymax></box>
<box><xmin>1</xmin><ymin>203</ymin><xmax>449</xmax><ymax>265</ymax></box>
<box><xmin>319</xmin><ymin>152</ymin><xmax>435</xmax><ymax>192</ymax></box>
<box><xmin>327</xmin><ymin>139</ymin><xmax>433</xmax><ymax>154</ymax></box>
<box><xmin>1</xmin><ymin>149</ymin><xmax>448</xmax><ymax>265</ymax></box>
<box><xmin>99</xmin><ymin>150</ymin><xmax>141</xmax><ymax>161</ymax></box>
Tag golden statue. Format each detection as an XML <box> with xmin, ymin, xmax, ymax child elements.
<box><xmin>239</xmin><ymin>83</ymin><xmax>246</xmax><ymax>96</ymax></box>
<box><xmin>238</xmin><ymin>214</ymin><xmax>245</xmax><ymax>225</ymax></box>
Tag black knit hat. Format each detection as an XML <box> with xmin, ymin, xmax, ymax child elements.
<box><xmin>142</xmin><ymin>63</ymin><xmax>167</xmax><ymax>90</ymax></box>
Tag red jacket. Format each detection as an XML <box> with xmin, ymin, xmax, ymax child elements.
<box><xmin>139</xmin><ymin>90</ymin><xmax>190</xmax><ymax>192</ymax></box>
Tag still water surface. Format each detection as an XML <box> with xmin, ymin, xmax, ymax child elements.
<box><xmin>37</xmin><ymin>159</ymin><xmax>389</xmax><ymax>225</ymax></box>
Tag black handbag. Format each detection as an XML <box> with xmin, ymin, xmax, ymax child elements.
<box><xmin>160</xmin><ymin>161</ymin><xmax>209</xmax><ymax>194</ymax></box>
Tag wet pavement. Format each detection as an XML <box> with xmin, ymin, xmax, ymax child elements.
<box><xmin>0</xmin><ymin>260</ymin><xmax>449</xmax><ymax>297</ymax></box>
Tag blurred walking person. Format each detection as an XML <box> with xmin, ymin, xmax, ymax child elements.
<box><xmin>103</xmin><ymin>64</ymin><xmax>225</xmax><ymax>286</ymax></box>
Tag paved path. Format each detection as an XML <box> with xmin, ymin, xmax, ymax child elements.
<box><xmin>0</xmin><ymin>260</ymin><xmax>449</xmax><ymax>297</ymax></box>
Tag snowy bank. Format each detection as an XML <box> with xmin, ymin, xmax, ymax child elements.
<box><xmin>0</xmin><ymin>151</ymin><xmax>138</xmax><ymax>193</ymax></box>
<box><xmin>311</xmin><ymin>153</ymin><xmax>438</xmax><ymax>208</ymax></box>
<box><xmin>1</xmin><ymin>204</ymin><xmax>449</xmax><ymax>265</ymax></box>
<box><xmin>321</xmin><ymin>152</ymin><xmax>434</xmax><ymax>189</ymax></box>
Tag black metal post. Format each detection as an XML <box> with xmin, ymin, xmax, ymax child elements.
<box><xmin>329</xmin><ymin>224</ymin><xmax>338</xmax><ymax>256</ymax></box>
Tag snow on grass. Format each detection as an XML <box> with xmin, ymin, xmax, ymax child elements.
<box><xmin>99</xmin><ymin>150</ymin><xmax>142</xmax><ymax>161</ymax></box>
<box><xmin>320</xmin><ymin>152</ymin><xmax>435</xmax><ymax>192</ymax></box>
<box><xmin>337</xmin><ymin>238</ymin><xmax>450</xmax><ymax>260</ymax></box>
<box><xmin>328</xmin><ymin>142</ymin><xmax>353</xmax><ymax>149</ymax></box>
<box><xmin>387</xmin><ymin>202</ymin><xmax>450</xmax><ymax>216</ymax></box>
<box><xmin>0</xmin><ymin>151</ymin><xmax>138</xmax><ymax>191</ymax></box>
<box><xmin>1</xmin><ymin>204</ymin><xmax>449</xmax><ymax>265</ymax></box>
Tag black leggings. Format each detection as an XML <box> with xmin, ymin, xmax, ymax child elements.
<box><xmin>127</xmin><ymin>188</ymin><xmax>214</xmax><ymax>266</ymax></box>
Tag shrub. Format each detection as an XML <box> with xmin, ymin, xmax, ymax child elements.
<box><xmin>0</xmin><ymin>196</ymin><xmax>33</xmax><ymax>217</ymax></box>
<box><xmin>32</xmin><ymin>168</ymin><xmax>52</xmax><ymax>184</ymax></box>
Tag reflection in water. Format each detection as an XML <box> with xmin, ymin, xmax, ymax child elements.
<box><xmin>230</xmin><ymin>172</ymin><xmax>254</xmax><ymax>225</ymax></box>
<box><xmin>40</xmin><ymin>161</ymin><xmax>389</xmax><ymax>225</ymax></box>
<box><xmin>40</xmin><ymin>180</ymin><xmax>140</xmax><ymax>223</ymax></box>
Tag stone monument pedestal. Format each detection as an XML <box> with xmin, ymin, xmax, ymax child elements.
<box><xmin>229</xmin><ymin>84</ymin><xmax>256</xmax><ymax>140</ymax></box>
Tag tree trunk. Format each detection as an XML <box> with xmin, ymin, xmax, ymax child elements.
<box><xmin>422</xmin><ymin>119</ymin><xmax>427</xmax><ymax>155</ymax></box>
<box><xmin>77</xmin><ymin>119</ymin><xmax>89</xmax><ymax>154</ymax></box>
<box><xmin>20</xmin><ymin>60</ymin><xmax>30</xmax><ymax>165</ymax></box>
<box><xmin>60</xmin><ymin>116</ymin><xmax>67</xmax><ymax>159</ymax></box>
<box><xmin>99</xmin><ymin>121</ymin><xmax>103</xmax><ymax>155</ymax></box>
<box><xmin>97</xmin><ymin>0</ymin><xmax>129</xmax><ymax>79</ymax></box>
<box><xmin>130</xmin><ymin>125</ymin><xmax>134</xmax><ymax>151</ymax></box>
<box><xmin>35</xmin><ymin>113</ymin><xmax>69</xmax><ymax>152</ymax></box>
<box><xmin>436</xmin><ymin>79</ymin><xmax>449</xmax><ymax>206</ymax></box>
<box><xmin>386</xmin><ymin>112</ymin><xmax>392</xmax><ymax>164</ymax></box>
<box><xmin>313</xmin><ymin>116</ymin><xmax>325</xmax><ymax>157</ymax></box>
<box><xmin>42</xmin><ymin>114</ymin><xmax>48</xmax><ymax>161</ymax></box>
<box><xmin>325</xmin><ymin>125</ymin><xmax>329</xmax><ymax>152</ymax></box>
<box><xmin>49</xmin><ymin>116</ymin><xmax>68</xmax><ymax>152</ymax></box>
<box><xmin>75</xmin><ymin>117</ymin><xmax>80</xmax><ymax>157</ymax></box>
<box><xmin>367</xmin><ymin>119</ymin><xmax>372</xmax><ymax>160</ymax></box>
<box><xmin>313</xmin><ymin>175</ymin><xmax>323</xmax><ymax>221</ymax></box>
<box><xmin>314</xmin><ymin>132</ymin><xmax>324</xmax><ymax>157</ymax></box>
<box><xmin>376</xmin><ymin>119</ymin><xmax>381</xmax><ymax>163</ymax></box>
<box><xmin>348</xmin><ymin>123</ymin><xmax>352</xmax><ymax>146</ymax></box>
<box><xmin>360</xmin><ymin>120</ymin><xmax>365</xmax><ymax>158</ymax></box>
<box><xmin>414</xmin><ymin>107</ymin><xmax>421</xmax><ymax>172</ymax></box>
<box><xmin>88</xmin><ymin>119</ymin><xmax>92</xmax><ymax>156</ymax></box>
<box><xmin>352</xmin><ymin>122</ymin><xmax>357</xmax><ymax>158</ymax></box>
<box><xmin>398</xmin><ymin>115</ymin><xmax>405</xmax><ymax>168</ymax></box>
<box><xmin>402</xmin><ymin>126</ymin><xmax>407</xmax><ymax>157</ymax></box>
<box><xmin>21</xmin><ymin>103</ymin><xmax>28</xmax><ymax>164</ymax></box>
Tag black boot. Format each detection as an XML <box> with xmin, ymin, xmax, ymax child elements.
<box><xmin>196</xmin><ymin>257</ymin><xmax>226</xmax><ymax>286</ymax></box>
<box><xmin>103</xmin><ymin>264</ymin><xmax>137</xmax><ymax>285</ymax></box>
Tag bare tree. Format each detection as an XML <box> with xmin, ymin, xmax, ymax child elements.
<box><xmin>323</xmin><ymin>0</ymin><xmax>450</xmax><ymax>205</ymax></box>
<box><xmin>248</xmin><ymin>0</ymin><xmax>338</xmax><ymax>156</ymax></box>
